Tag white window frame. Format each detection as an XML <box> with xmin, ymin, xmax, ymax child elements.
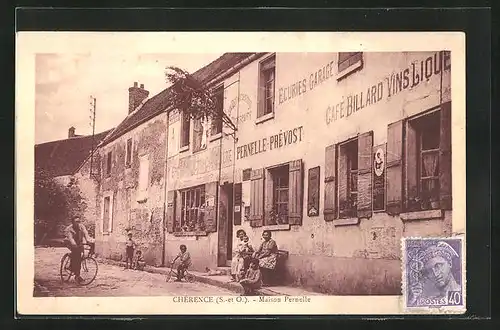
<box><xmin>137</xmin><ymin>154</ymin><xmax>149</xmax><ymax>202</ymax></box>
<box><xmin>125</xmin><ymin>138</ymin><xmax>133</xmax><ymax>167</ymax></box>
<box><xmin>101</xmin><ymin>191</ymin><xmax>114</xmax><ymax>234</ymax></box>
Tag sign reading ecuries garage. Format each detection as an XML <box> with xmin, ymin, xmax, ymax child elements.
<box><xmin>236</xmin><ymin>126</ymin><xmax>304</xmax><ymax>160</ymax></box>
<box><xmin>325</xmin><ymin>51</ymin><xmax>451</xmax><ymax>125</ymax></box>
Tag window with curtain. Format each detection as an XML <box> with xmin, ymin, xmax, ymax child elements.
<box><xmin>258</xmin><ymin>55</ymin><xmax>276</xmax><ymax>118</ymax></box>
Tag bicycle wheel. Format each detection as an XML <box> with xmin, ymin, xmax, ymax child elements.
<box><xmin>184</xmin><ymin>272</ymin><xmax>195</xmax><ymax>283</ymax></box>
<box><xmin>165</xmin><ymin>269</ymin><xmax>174</xmax><ymax>282</ymax></box>
<box><xmin>60</xmin><ymin>253</ymin><xmax>72</xmax><ymax>283</ymax></box>
<box><xmin>78</xmin><ymin>257</ymin><xmax>98</xmax><ymax>285</ymax></box>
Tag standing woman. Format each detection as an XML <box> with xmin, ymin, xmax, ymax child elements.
<box><xmin>230</xmin><ymin>229</ymin><xmax>246</xmax><ymax>281</ymax></box>
<box><xmin>253</xmin><ymin>230</ymin><xmax>278</xmax><ymax>286</ymax></box>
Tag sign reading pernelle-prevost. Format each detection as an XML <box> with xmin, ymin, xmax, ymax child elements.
<box><xmin>236</xmin><ymin>126</ymin><xmax>304</xmax><ymax>160</ymax></box>
<box><xmin>373</xmin><ymin>144</ymin><xmax>386</xmax><ymax>212</ymax></box>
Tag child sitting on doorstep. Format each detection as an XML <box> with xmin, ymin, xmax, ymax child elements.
<box><xmin>133</xmin><ymin>250</ymin><xmax>146</xmax><ymax>271</ymax></box>
<box><xmin>239</xmin><ymin>258</ymin><xmax>262</xmax><ymax>296</ymax></box>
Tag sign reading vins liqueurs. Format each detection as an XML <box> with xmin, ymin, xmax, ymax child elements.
<box><xmin>308</xmin><ymin>166</ymin><xmax>320</xmax><ymax>217</ymax></box>
<box><xmin>373</xmin><ymin>144</ymin><xmax>386</xmax><ymax>212</ymax></box>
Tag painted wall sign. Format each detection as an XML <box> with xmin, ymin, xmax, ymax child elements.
<box><xmin>373</xmin><ymin>144</ymin><xmax>387</xmax><ymax>212</ymax></box>
<box><xmin>307</xmin><ymin>166</ymin><xmax>320</xmax><ymax>217</ymax></box>
<box><xmin>236</xmin><ymin>126</ymin><xmax>304</xmax><ymax>160</ymax></box>
<box><xmin>228</xmin><ymin>94</ymin><xmax>253</xmax><ymax>124</ymax></box>
<box><xmin>325</xmin><ymin>51</ymin><xmax>451</xmax><ymax>125</ymax></box>
<box><xmin>179</xmin><ymin>146</ymin><xmax>233</xmax><ymax>177</ymax></box>
<box><xmin>278</xmin><ymin>58</ymin><xmax>337</xmax><ymax>105</ymax></box>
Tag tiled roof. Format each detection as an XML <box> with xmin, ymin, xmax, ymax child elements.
<box><xmin>35</xmin><ymin>129</ymin><xmax>113</xmax><ymax>177</ymax></box>
<box><xmin>100</xmin><ymin>52</ymin><xmax>261</xmax><ymax>146</ymax></box>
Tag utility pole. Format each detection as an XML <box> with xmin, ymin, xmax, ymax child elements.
<box><xmin>89</xmin><ymin>95</ymin><xmax>97</xmax><ymax>180</ymax></box>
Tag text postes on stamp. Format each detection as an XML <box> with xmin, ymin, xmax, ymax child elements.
<box><xmin>402</xmin><ymin>237</ymin><xmax>465</xmax><ymax>313</ymax></box>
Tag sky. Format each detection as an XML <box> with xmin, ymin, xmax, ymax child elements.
<box><xmin>35</xmin><ymin>52</ymin><xmax>222</xmax><ymax>144</ymax></box>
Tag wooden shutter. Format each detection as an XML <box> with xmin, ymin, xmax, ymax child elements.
<box><xmin>234</xmin><ymin>183</ymin><xmax>242</xmax><ymax>225</ymax></box>
<box><xmin>175</xmin><ymin>191</ymin><xmax>182</xmax><ymax>232</ymax></box>
<box><xmin>357</xmin><ymin>131</ymin><xmax>373</xmax><ymax>218</ymax></box>
<box><xmin>264</xmin><ymin>170</ymin><xmax>273</xmax><ymax>225</ymax></box>
<box><xmin>405</xmin><ymin>121</ymin><xmax>418</xmax><ymax>210</ymax></box>
<box><xmin>288</xmin><ymin>159</ymin><xmax>304</xmax><ymax>225</ymax></box>
<box><xmin>386</xmin><ymin>120</ymin><xmax>404</xmax><ymax>215</ymax></box>
<box><xmin>249</xmin><ymin>168</ymin><xmax>264</xmax><ymax>227</ymax></box>
<box><xmin>166</xmin><ymin>191</ymin><xmax>175</xmax><ymax>233</ymax></box>
<box><xmin>439</xmin><ymin>102</ymin><xmax>452</xmax><ymax>209</ymax></box>
<box><xmin>205</xmin><ymin>182</ymin><xmax>218</xmax><ymax>232</ymax></box>
<box><xmin>324</xmin><ymin>144</ymin><xmax>337</xmax><ymax>221</ymax></box>
<box><xmin>338</xmin><ymin>147</ymin><xmax>348</xmax><ymax>216</ymax></box>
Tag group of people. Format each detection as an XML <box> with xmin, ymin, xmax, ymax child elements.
<box><xmin>231</xmin><ymin>229</ymin><xmax>279</xmax><ymax>296</ymax></box>
<box><xmin>63</xmin><ymin>215</ymin><xmax>277</xmax><ymax>295</ymax></box>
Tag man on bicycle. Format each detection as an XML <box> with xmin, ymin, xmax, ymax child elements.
<box><xmin>64</xmin><ymin>215</ymin><xmax>95</xmax><ymax>283</ymax></box>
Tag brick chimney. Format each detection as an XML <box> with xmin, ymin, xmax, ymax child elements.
<box><xmin>128</xmin><ymin>82</ymin><xmax>149</xmax><ymax>114</ymax></box>
<box><xmin>68</xmin><ymin>126</ymin><xmax>76</xmax><ymax>138</ymax></box>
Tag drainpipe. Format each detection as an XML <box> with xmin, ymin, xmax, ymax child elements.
<box><xmin>161</xmin><ymin>109</ymin><xmax>171</xmax><ymax>267</ymax></box>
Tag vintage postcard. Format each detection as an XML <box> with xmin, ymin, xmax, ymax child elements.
<box><xmin>16</xmin><ymin>31</ymin><xmax>466</xmax><ymax>315</ymax></box>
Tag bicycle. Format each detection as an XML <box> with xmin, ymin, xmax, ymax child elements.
<box><xmin>164</xmin><ymin>261</ymin><xmax>195</xmax><ymax>283</ymax></box>
<box><xmin>60</xmin><ymin>243</ymin><xmax>98</xmax><ymax>285</ymax></box>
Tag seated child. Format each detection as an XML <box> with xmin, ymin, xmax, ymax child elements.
<box><xmin>133</xmin><ymin>250</ymin><xmax>146</xmax><ymax>271</ymax></box>
<box><xmin>239</xmin><ymin>258</ymin><xmax>262</xmax><ymax>296</ymax></box>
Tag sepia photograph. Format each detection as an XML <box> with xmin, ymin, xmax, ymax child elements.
<box><xmin>16</xmin><ymin>32</ymin><xmax>466</xmax><ymax>315</ymax></box>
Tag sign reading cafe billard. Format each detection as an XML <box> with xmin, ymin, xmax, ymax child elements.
<box><xmin>236</xmin><ymin>126</ymin><xmax>304</xmax><ymax>160</ymax></box>
<box><xmin>325</xmin><ymin>51</ymin><xmax>451</xmax><ymax>125</ymax></box>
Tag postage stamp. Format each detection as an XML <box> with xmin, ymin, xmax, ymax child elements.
<box><xmin>402</xmin><ymin>237</ymin><xmax>465</xmax><ymax>313</ymax></box>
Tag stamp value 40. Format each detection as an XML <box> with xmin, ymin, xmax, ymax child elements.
<box><xmin>402</xmin><ymin>237</ymin><xmax>465</xmax><ymax>313</ymax></box>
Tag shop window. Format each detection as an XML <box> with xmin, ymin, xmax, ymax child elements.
<box><xmin>180</xmin><ymin>112</ymin><xmax>190</xmax><ymax>149</ymax></box>
<box><xmin>211</xmin><ymin>85</ymin><xmax>224</xmax><ymax>136</ymax></box>
<box><xmin>257</xmin><ymin>55</ymin><xmax>276</xmax><ymax>120</ymax></box>
<box><xmin>179</xmin><ymin>185</ymin><xmax>206</xmax><ymax>232</ymax></box>
<box><xmin>125</xmin><ymin>138</ymin><xmax>133</xmax><ymax>167</ymax></box>
<box><xmin>406</xmin><ymin>110</ymin><xmax>442</xmax><ymax>211</ymax></box>
<box><xmin>337</xmin><ymin>52</ymin><xmax>363</xmax><ymax>79</ymax></box>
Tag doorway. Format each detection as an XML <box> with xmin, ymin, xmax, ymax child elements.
<box><xmin>217</xmin><ymin>183</ymin><xmax>234</xmax><ymax>267</ymax></box>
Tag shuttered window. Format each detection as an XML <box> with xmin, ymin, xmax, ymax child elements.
<box><xmin>338</xmin><ymin>52</ymin><xmax>363</xmax><ymax>74</ymax></box>
<box><xmin>252</xmin><ymin>160</ymin><xmax>303</xmax><ymax>227</ymax></box>
<box><xmin>106</xmin><ymin>151</ymin><xmax>112</xmax><ymax>176</ymax></box>
<box><xmin>404</xmin><ymin>106</ymin><xmax>449</xmax><ymax>211</ymax></box>
<box><xmin>180</xmin><ymin>113</ymin><xmax>190</xmax><ymax>148</ymax></box>
<box><xmin>211</xmin><ymin>85</ymin><xmax>224</xmax><ymax>136</ymax></box>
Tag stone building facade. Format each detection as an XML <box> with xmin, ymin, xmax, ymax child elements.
<box><xmin>96</xmin><ymin>52</ymin><xmax>457</xmax><ymax>295</ymax></box>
